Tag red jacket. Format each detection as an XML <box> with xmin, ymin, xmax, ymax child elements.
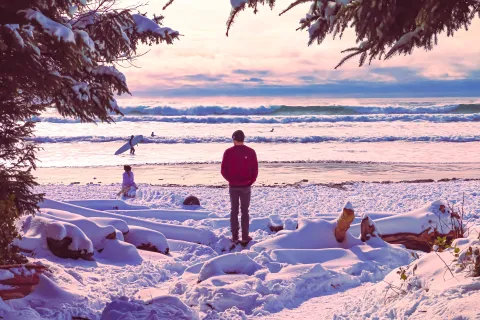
<box><xmin>221</xmin><ymin>145</ymin><xmax>258</xmax><ymax>187</ymax></box>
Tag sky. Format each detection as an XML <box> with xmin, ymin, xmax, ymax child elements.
<box><xmin>120</xmin><ymin>0</ymin><xmax>480</xmax><ymax>99</ymax></box>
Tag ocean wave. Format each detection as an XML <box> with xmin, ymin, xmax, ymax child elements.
<box><xmin>33</xmin><ymin>113</ymin><xmax>480</xmax><ymax>124</ymax></box>
<box><xmin>29</xmin><ymin>135</ymin><xmax>480</xmax><ymax>144</ymax></box>
<box><xmin>36</xmin><ymin>159</ymin><xmax>480</xmax><ymax>168</ymax></box>
<box><xmin>113</xmin><ymin>103</ymin><xmax>480</xmax><ymax>116</ymax></box>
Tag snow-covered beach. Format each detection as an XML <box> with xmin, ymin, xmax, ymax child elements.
<box><xmin>1</xmin><ymin>97</ymin><xmax>476</xmax><ymax>319</ymax></box>
<box><xmin>1</xmin><ymin>181</ymin><xmax>478</xmax><ymax>319</ymax></box>
<box><xmin>34</xmin><ymin>162</ymin><xmax>480</xmax><ymax>186</ymax></box>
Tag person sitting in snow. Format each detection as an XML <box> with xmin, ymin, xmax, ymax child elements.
<box><xmin>118</xmin><ymin>165</ymin><xmax>138</xmax><ymax>197</ymax></box>
<box><xmin>221</xmin><ymin>130</ymin><xmax>258</xmax><ymax>246</ymax></box>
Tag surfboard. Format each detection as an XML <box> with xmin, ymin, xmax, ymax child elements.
<box><xmin>114</xmin><ymin>135</ymin><xmax>143</xmax><ymax>155</ymax></box>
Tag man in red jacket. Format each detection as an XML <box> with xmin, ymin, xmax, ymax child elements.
<box><xmin>221</xmin><ymin>130</ymin><xmax>258</xmax><ymax>246</ymax></box>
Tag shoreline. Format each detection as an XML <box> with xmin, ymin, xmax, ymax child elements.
<box><xmin>34</xmin><ymin>162</ymin><xmax>480</xmax><ymax>187</ymax></box>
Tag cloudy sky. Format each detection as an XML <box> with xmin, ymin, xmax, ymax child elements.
<box><xmin>121</xmin><ymin>0</ymin><xmax>480</xmax><ymax>98</ymax></box>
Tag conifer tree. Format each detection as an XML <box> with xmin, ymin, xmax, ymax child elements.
<box><xmin>0</xmin><ymin>0</ymin><xmax>178</xmax><ymax>264</ymax></box>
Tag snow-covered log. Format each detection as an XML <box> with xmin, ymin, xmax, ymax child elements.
<box><xmin>15</xmin><ymin>216</ymin><xmax>95</xmax><ymax>260</ymax></box>
<box><xmin>353</xmin><ymin>201</ymin><xmax>464</xmax><ymax>252</ymax></box>
<box><xmin>124</xmin><ymin>226</ymin><xmax>169</xmax><ymax>255</ymax></box>
<box><xmin>0</xmin><ymin>264</ymin><xmax>46</xmax><ymax>300</ymax></box>
<box><xmin>40</xmin><ymin>199</ymin><xmax>216</xmax><ymax>245</ymax></box>
<box><xmin>334</xmin><ymin>201</ymin><xmax>355</xmax><ymax>242</ymax></box>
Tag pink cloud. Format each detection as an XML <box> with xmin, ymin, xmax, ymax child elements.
<box><xmin>119</xmin><ymin>1</ymin><xmax>480</xmax><ymax>92</ymax></box>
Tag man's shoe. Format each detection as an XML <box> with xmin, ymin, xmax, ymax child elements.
<box><xmin>240</xmin><ymin>236</ymin><xmax>252</xmax><ymax>246</ymax></box>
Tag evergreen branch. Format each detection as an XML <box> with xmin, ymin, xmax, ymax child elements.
<box><xmin>334</xmin><ymin>48</ymin><xmax>365</xmax><ymax>69</ymax></box>
<box><xmin>279</xmin><ymin>0</ymin><xmax>313</xmax><ymax>16</ymax></box>
<box><xmin>226</xmin><ymin>5</ymin><xmax>246</xmax><ymax>37</ymax></box>
<box><xmin>163</xmin><ymin>0</ymin><xmax>175</xmax><ymax>10</ymax></box>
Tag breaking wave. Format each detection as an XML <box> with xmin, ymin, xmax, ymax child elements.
<box><xmin>116</xmin><ymin>103</ymin><xmax>480</xmax><ymax>116</ymax></box>
<box><xmin>33</xmin><ymin>112</ymin><xmax>480</xmax><ymax>124</ymax></box>
<box><xmin>30</xmin><ymin>135</ymin><xmax>480</xmax><ymax>144</ymax></box>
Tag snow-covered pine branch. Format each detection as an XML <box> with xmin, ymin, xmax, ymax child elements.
<box><xmin>1</xmin><ymin>0</ymin><xmax>179</xmax><ymax>122</ymax></box>
<box><xmin>223</xmin><ymin>0</ymin><xmax>479</xmax><ymax>68</ymax></box>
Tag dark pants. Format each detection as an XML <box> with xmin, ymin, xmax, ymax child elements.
<box><xmin>229</xmin><ymin>186</ymin><xmax>251</xmax><ymax>241</ymax></box>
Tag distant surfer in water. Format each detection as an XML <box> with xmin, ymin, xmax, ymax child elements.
<box><xmin>270</xmin><ymin>128</ymin><xmax>274</xmax><ymax>132</ymax></box>
<box><xmin>151</xmin><ymin>132</ymin><xmax>155</xmax><ymax>137</ymax></box>
<box><xmin>129</xmin><ymin>135</ymin><xmax>135</xmax><ymax>155</ymax></box>
<box><xmin>118</xmin><ymin>165</ymin><xmax>137</xmax><ymax>197</ymax></box>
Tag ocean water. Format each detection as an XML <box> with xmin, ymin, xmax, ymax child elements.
<box><xmin>34</xmin><ymin>97</ymin><xmax>480</xmax><ymax>169</ymax></box>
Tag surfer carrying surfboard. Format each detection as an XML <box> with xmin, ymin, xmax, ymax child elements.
<box><xmin>129</xmin><ymin>135</ymin><xmax>135</xmax><ymax>155</ymax></box>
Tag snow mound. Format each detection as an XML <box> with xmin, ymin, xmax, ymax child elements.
<box><xmin>107</xmin><ymin>208</ymin><xmax>210</xmax><ymax>222</ymax></box>
<box><xmin>100</xmin><ymin>295</ymin><xmax>197</xmax><ymax>320</ymax></box>
<box><xmin>96</xmin><ymin>240</ymin><xmax>142</xmax><ymax>265</ymax></box>
<box><xmin>251</xmin><ymin>218</ymin><xmax>363</xmax><ymax>252</ymax></box>
<box><xmin>90</xmin><ymin>217</ymin><xmax>129</xmax><ymax>234</ymax></box>
<box><xmin>197</xmin><ymin>253</ymin><xmax>263</xmax><ymax>283</ymax></box>
<box><xmin>336</xmin><ymin>226</ymin><xmax>480</xmax><ymax>319</ymax></box>
<box><xmin>124</xmin><ymin>226</ymin><xmax>169</xmax><ymax>254</ymax></box>
<box><xmin>66</xmin><ymin>199</ymin><xmax>149</xmax><ymax>211</ymax></box>
<box><xmin>167</xmin><ymin>239</ymin><xmax>217</xmax><ymax>263</ymax></box>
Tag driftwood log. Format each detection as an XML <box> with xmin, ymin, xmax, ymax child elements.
<box><xmin>333</xmin><ymin>203</ymin><xmax>461</xmax><ymax>253</ymax></box>
<box><xmin>47</xmin><ymin>237</ymin><xmax>95</xmax><ymax>261</ymax></box>
<box><xmin>0</xmin><ymin>264</ymin><xmax>46</xmax><ymax>300</ymax></box>
<box><xmin>360</xmin><ymin>216</ymin><xmax>377</xmax><ymax>242</ymax></box>
<box><xmin>136</xmin><ymin>243</ymin><xmax>170</xmax><ymax>255</ymax></box>
<box><xmin>358</xmin><ymin>205</ymin><xmax>460</xmax><ymax>252</ymax></box>
<box><xmin>380</xmin><ymin>228</ymin><xmax>457</xmax><ymax>252</ymax></box>
<box><xmin>335</xmin><ymin>206</ymin><xmax>355</xmax><ymax>242</ymax></box>
<box><xmin>268</xmin><ymin>225</ymin><xmax>284</xmax><ymax>233</ymax></box>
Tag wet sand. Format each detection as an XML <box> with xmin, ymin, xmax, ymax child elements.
<box><xmin>34</xmin><ymin>162</ymin><xmax>480</xmax><ymax>186</ymax></box>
